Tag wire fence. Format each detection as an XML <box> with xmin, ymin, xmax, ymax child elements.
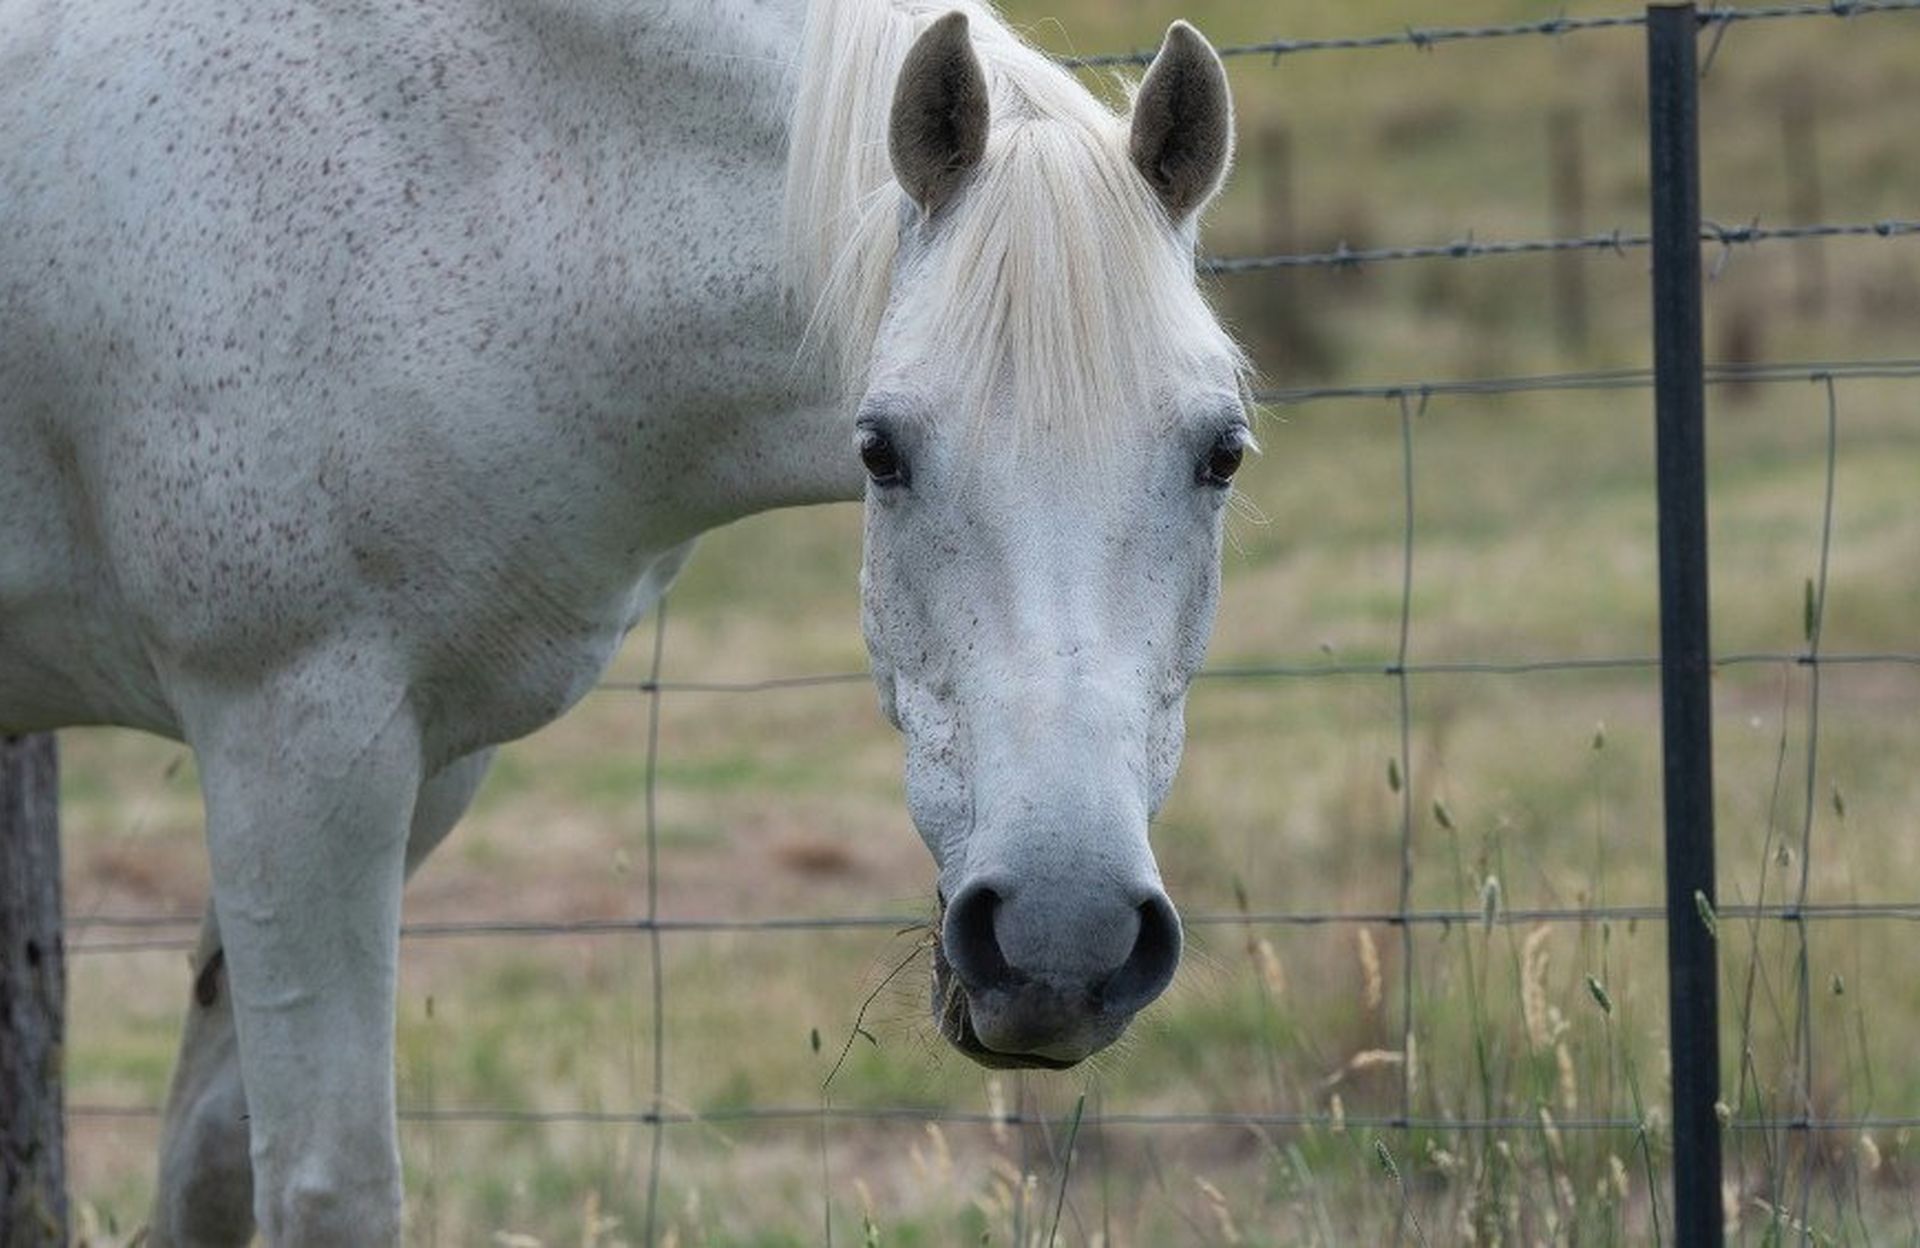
<box><xmin>1061</xmin><ymin>0</ymin><xmax>1920</xmax><ymax>66</ymax></box>
<box><xmin>1199</xmin><ymin>218</ymin><xmax>1920</xmax><ymax>274</ymax></box>
<box><xmin>56</xmin><ymin>2</ymin><xmax>1920</xmax><ymax>1243</ymax></box>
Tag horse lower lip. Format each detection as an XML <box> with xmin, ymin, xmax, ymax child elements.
<box><xmin>936</xmin><ymin>962</ymin><xmax>1084</xmax><ymax>1071</ymax></box>
<box><xmin>951</xmin><ymin>1007</ymin><xmax>1081</xmax><ymax>1071</ymax></box>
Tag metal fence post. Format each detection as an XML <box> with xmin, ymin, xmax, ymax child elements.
<box><xmin>1</xmin><ymin>733</ymin><xmax>65</xmax><ymax>1246</ymax></box>
<box><xmin>1647</xmin><ymin>5</ymin><xmax>1724</xmax><ymax>1244</ymax></box>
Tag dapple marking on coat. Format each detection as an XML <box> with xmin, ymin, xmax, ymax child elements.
<box><xmin>0</xmin><ymin>0</ymin><xmax>1246</xmax><ymax>1240</ymax></box>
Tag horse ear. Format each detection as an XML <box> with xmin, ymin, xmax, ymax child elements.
<box><xmin>889</xmin><ymin>11</ymin><xmax>989</xmax><ymax>215</ymax></box>
<box><xmin>1128</xmin><ymin>21</ymin><xmax>1233</xmax><ymax>225</ymax></box>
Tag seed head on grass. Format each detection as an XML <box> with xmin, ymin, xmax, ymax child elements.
<box><xmin>1608</xmin><ymin>1153</ymin><xmax>1630</xmax><ymax>1202</ymax></box>
<box><xmin>1373</xmin><ymin>1139</ymin><xmax>1433</xmax><ymax>1248</ymax></box>
<box><xmin>1339</xmin><ymin>1048</ymin><xmax>1405</xmax><ymax>1078</ymax></box>
<box><xmin>1538</xmin><ymin>1106</ymin><xmax>1565</xmax><ymax>1164</ymax></box>
<box><xmin>1194</xmin><ymin>1177</ymin><xmax>1243</xmax><ymax>1244</ymax></box>
<box><xmin>1585</xmin><ymin>974</ymin><xmax>1613</xmax><ymax>1016</ymax></box>
<box><xmin>1521</xmin><ymin>925</ymin><xmax>1553</xmax><ymax>1047</ymax></box>
<box><xmin>1555</xmin><ymin>1040</ymin><xmax>1578</xmax><ymax>1114</ymax></box>
<box><xmin>1357</xmin><ymin>927</ymin><xmax>1383</xmax><ymax>1012</ymax></box>
<box><xmin>1253</xmin><ymin>936</ymin><xmax>1286</xmax><ymax>998</ymax></box>
<box><xmin>1694</xmin><ymin>889</ymin><xmax>1718</xmax><ymax>940</ymax></box>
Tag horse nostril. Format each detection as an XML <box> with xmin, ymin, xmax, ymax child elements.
<box><xmin>1102</xmin><ymin>893</ymin><xmax>1182</xmax><ymax>1015</ymax></box>
<box><xmin>942</xmin><ymin>881</ymin><xmax>1014</xmax><ymax>992</ymax></box>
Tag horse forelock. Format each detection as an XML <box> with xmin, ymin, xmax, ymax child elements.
<box><xmin>783</xmin><ymin>0</ymin><xmax>1246</xmax><ymax>456</ymax></box>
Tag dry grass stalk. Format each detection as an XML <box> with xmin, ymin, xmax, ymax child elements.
<box><xmin>1195</xmin><ymin>1177</ymin><xmax>1243</xmax><ymax>1245</ymax></box>
<box><xmin>1521</xmin><ymin>925</ymin><xmax>1553</xmax><ymax>1048</ymax></box>
<box><xmin>987</xmin><ymin>1077</ymin><xmax>1011</xmax><ymax>1145</ymax></box>
<box><xmin>1323</xmin><ymin>1048</ymin><xmax>1404</xmax><ymax>1091</ymax></box>
<box><xmin>1347</xmin><ymin>1048</ymin><xmax>1404</xmax><ymax>1073</ymax></box>
<box><xmin>910</xmin><ymin>1122</ymin><xmax>954</xmax><ymax>1185</ymax></box>
<box><xmin>1608</xmin><ymin>1153</ymin><xmax>1630</xmax><ymax>1203</ymax></box>
<box><xmin>853</xmin><ymin>1177</ymin><xmax>877</xmax><ymax>1232</ymax></box>
<box><xmin>1538</xmin><ymin>1106</ymin><xmax>1565</xmax><ymax>1166</ymax></box>
<box><xmin>577</xmin><ymin>1188</ymin><xmax>620</xmax><ymax>1248</ymax></box>
<box><xmin>1555</xmin><ymin>1039</ymin><xmax>1578</xmax><ymax>1114</ymax></box>
<box><xmin>1357</xmin><ymin>927</ymin><xmax>1383</xmax><ymax>1013</ymax></box>
<box><xmin>1253</xmin><ymin>936</ymin><xmax>1286</xmax><ymax>999</ymax></box>
<box><xmin>1452</xmin><ymin>1200</ymin><xmax>1478</xmax><ymax>1245</ymax></box>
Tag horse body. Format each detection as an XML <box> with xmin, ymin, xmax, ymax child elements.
<box><xmin>1</xmin><ymin>0</ymin><xmax>1243</xmax><ymax>1240</ymax></box>
<box><xmin>1</xmin><ymin>0</ymin><xmax>850</xmax><ymax>751</ymax></box>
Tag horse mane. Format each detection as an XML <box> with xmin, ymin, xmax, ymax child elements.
<box><xmin>782</xmin><ymin>0</ymin><xmax>1246</xmax><ymax>451</ymax></box>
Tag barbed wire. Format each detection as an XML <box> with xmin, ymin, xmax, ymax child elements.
<box><xmin>63</xmin><ymin>1099</ymin><xmax>1920</xmax><ymax>1134</ymax></box>
<box><xmin>1256</xmin><ymin>356</ymin><xmax>1920</xmax><ymax>405</ymax></box>
<box><xmin>1200</xmin><ymin>218</ymin><xmax>1920</xmax><ymax>275</ymax></box>
<box><xmin>1061</xmin><ymin>0</ymin><xmax>1920</xmax><ymax>68</ymax></box>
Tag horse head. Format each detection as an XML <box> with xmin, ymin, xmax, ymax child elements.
<box><xmin>855</xmin><ymin>12</ymin><xmax>1245</xmax><ymax>1069</ymax></box>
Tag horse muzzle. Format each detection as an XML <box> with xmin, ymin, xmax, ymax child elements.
<box><xmin>931</xmin><ymin>877</ymin><xmax>1182</xmax><ymax>1069</ymax></box>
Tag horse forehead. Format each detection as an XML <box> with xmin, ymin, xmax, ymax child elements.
<box><xmin>915</xmin><ymin>453</ymin><xmax>1162</xmax><ymax>545</ymax></box>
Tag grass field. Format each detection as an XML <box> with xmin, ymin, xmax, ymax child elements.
<box><xmin>54</xmin><ymin>1</ymin><xmax>1920</xmax><ymax>1243</ymax></box>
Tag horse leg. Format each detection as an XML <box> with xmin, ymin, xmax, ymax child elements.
<box><xmin>145</xmin><ymin>917</ymin><xmax>251</xmax><ymax>1248</ymax></box>
<box><xmin>146</xmin><ymin>748</ymin><xmax>495</xmax><ymax>1246</ymax></box>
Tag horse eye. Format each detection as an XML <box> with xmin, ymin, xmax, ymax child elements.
<box><xmin>858</xmin><ymin>428</ymin><xmax>907</xmax><ymax>487</ymax></box>
<box><xmin>1200</xmin><ymin>432</ymin><xmax>1246</xmax><ymax>486</ymax></box>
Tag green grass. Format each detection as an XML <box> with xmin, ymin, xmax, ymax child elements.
<box><xmin>52</xmin><ymin>0</ymin><xmax>1920</xmax><ymax>1243</ymax></box>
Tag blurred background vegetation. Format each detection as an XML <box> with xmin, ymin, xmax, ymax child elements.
<box><xmin>58</xmin><ymin>1</ymin><xmax>1920</xmax><ymax>1243</ymax></box>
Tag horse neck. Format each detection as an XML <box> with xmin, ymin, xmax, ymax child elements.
<box><xmin>491</xmin><ymin>0</ymin><xmax>862</xmax><ymax>541</ymax></box>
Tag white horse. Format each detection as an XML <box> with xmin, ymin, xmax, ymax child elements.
<box><xmin>0</xmin><ymin>0</ymin><xmax>1246</xmax><ymax>1240</ymax></box>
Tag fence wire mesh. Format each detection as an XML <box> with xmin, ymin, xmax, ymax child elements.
<box><xmin>62</xmin><ymin>367</ymin><xmax>1919</xmax><ymax>1241</ymax></box>
<box><xmin>55</xmin><ymin>3</ymin><xmax>1920</xmax><ymax>1243</ymax></box>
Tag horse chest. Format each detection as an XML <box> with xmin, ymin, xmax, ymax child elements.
<box><xmin>406</xmin><ymin>538</ymin><xmax>693</xmax><ymax>765</ymax></box>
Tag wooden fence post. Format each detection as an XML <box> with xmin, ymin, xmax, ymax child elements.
<box><xmin>1</xmin><ymin>733</ymin><xmax>65</xmax><ymax>1247</ymax></box>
